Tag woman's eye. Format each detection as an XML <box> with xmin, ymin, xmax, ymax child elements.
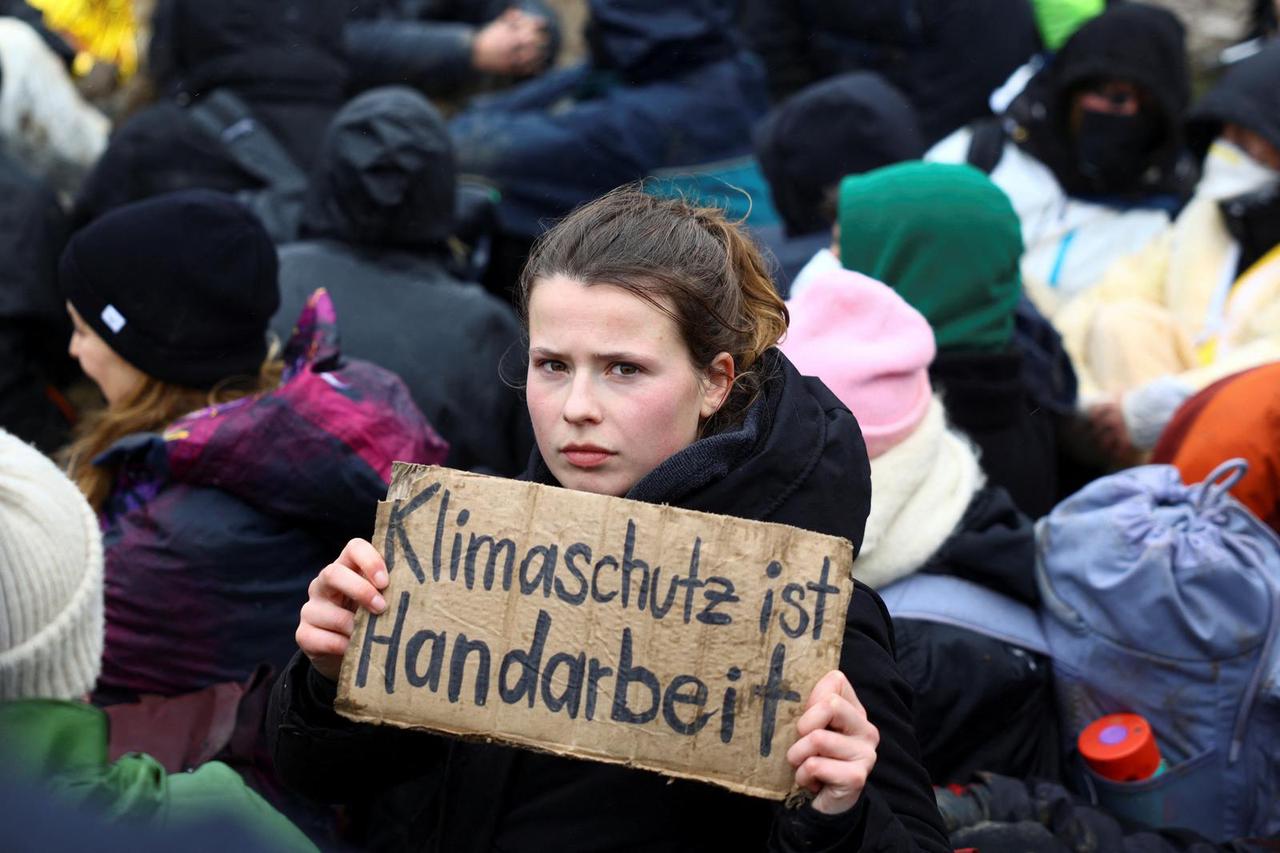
<box><xmin>609</xmin><ymin>363</ymin><xmax>641</xmax><ymax>377</ymax></box>
<box><xmin>537</xmin><ymin>359</ymin><xmax>568</xmax><ymax>374</ymax></box>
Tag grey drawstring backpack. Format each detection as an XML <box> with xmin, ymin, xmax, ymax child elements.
<box><xmin>882</xmin><ymin>460</ymin><xmax>1280</xmax><ymax>840</ymax></box>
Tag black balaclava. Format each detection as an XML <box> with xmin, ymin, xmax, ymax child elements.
<box><xmin>1073</xmin><ymin>104</ymin><xmax>1162</xmax><ymax>192</ymax></box>
<box><xmin>1006</xmin><ymin>2</ymin><xmax>1190</xmax><ymax>200</ymax></box>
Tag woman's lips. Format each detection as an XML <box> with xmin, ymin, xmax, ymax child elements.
<box><xmin>561</xmin><ymin>446</ymin><xmax>614</xmax><ymax>469</ymax></box>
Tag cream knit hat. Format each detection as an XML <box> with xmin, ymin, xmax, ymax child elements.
<box><xmin>0</xmin><ymin>429</ymin><xmax>104</xmax><ymax>700</ymax></box>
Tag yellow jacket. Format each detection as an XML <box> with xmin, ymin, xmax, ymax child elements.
<box><xmin>1054</xmin><ymin>193</ymin><xmax>1280</xmax><ymax>400</ymax></box>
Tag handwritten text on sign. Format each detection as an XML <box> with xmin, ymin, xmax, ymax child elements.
<box><xmin>335</xmin><ymin>465</ymin><xmax>855</xmax><ymax>798</ymax></box>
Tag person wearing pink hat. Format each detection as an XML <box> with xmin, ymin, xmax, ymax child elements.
<box><xmin>782</xmin><ymin>268</ymin><xmax>982</xmax><ymax>589</ymax></box>
<box><xmin>781</xmin><ymin>267</ymin><xmax>1060</xmax><ymax>786</ymax></box>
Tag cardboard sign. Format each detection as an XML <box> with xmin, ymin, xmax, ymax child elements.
<box><xmin>335</xmin><ymin>464</ymin><xmax>855</xmax><ymax>799</ymax></box>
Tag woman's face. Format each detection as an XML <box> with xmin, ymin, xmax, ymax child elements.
<box><xmin>67</xmin><ymin>302</ymin><xmax>145</xmax><ymax>405</ymax></box>
<box><xmin>526</xmin><ymin>275</ymin><xmax>732</xmax><ymax>497</ymax></box>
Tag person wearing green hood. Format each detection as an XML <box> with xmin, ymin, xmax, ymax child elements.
<box><xmin>822</xmin><ymin>161</ymin><xmax>1058</xmax><ymax>518</ymax></box>
<box><xmin>0</xmin><ymin>428</ymin><xmax>316</xmax><ymax>852</ymax></box>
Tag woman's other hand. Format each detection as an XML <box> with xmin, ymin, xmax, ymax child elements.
<box><xmin>295</xmin><ymin>538</ymin><xmax>389</xmax><ymax>681</ymax></box>
<box><xmin>786</xmin><ymin>670</ymin><xmax>879</xmax><ymax>815</ymax></box>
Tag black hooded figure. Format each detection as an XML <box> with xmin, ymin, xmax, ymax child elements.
<box><xmin>271</xmin><ymin>87</ymin><xmax>533</xmax><ymax>477</ymax></box>
<box><xmin>752</xmin><ymin>71</ymin><xmax>926</xmax><ymax>295</ymax></box>
<box><xmin>72</xmin><ymin>0</ymin><xmax>348</xmax><ymax>228</ymax></box>
<box><xmin>448</xmin><ymin>0</ymin><xmax>768</xmax><ymax>296</ymax></box>
<box><xmin>1188</xmin><ymin>41</ymin><xmax>1280</xmax><ymax>278</ymax></box>
<box><xmin>1003</xmin><ymin>2</ymin><xmax>1193</xmax><ymax>203</ymax></box>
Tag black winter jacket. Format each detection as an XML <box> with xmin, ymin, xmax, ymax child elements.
<box><xmin>0</xmin><ymin>152</ymin><xmax>71</xmax><ymax>452</ymax></box>
<box><xmin>72</xmin><ymin>0</ymin><xmax>348</xmax><ymax>228</ymax></box>
<box><xmin>272</xmin><ymin>243</ymin><xmax>529</xmax><ymax>475</ymax></box>
<box><xmin>931</xmin><ymin>349</ymin><xmax>1058</xmax><ymax>520</ymax></box>
<box><xmin>741</xmin><ymin>0</ymin><xmax>1041</xmax><ymax>144</ymax></box>
<box><xmin>267</xmin><ymin>350</ymin><xmax>950</xmax><ymax>852</ymax></box>
<box><xmin>345</xmin><ymin>0</ymin><xmax>559</xmax><ymax>97</ymax></box>
<box><xmin>272</xmin><ymin>87</ymin><xmax>531</xmax><ymax>475</ymax></box>
<box><xmin>894</xmin><ymin>486</ymin><xmax>1060</xmax><ymax>785</ymax></box>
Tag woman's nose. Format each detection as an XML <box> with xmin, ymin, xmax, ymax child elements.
<box><xmin>562</xmin><ymin>372</ymin><xmax>603</xmax><ymax>424</ymax></box>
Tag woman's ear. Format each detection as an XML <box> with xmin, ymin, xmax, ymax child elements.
<box><xmin>700</xmin><ymin>352</ymin><xmax>735</xmax><ymax>420</ymax></box>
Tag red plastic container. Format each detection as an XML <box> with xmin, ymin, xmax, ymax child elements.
<box><xmin>1079</xmin><ymin>713</ymin><xmax>1163</xmax><ymax>782</ymax></box>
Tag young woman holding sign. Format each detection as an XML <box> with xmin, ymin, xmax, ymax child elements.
<box><xmin>270</xmin><ymin>189</ymin><xmax>950</xmax><ymax>851</ymax></box>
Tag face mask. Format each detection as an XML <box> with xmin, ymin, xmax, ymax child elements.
<box><xmin>1074</xmin><ymin>109</ymin><xmax>1159</xmax><ymax>193</ymax></box>
<box><xmin>1220</xmin><ymin>182</ymin><xmax>1280</xmax><ymax>277</ymax></box>
<box><xmin>1198</xmin><ymin>139</ymin><xmax>1280</xmax><ymax>201</ymax></box>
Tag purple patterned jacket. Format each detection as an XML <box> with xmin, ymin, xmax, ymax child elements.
<box><xmin>93</xmin><ymin>291</ymin><xmax>448</xmax><ymax>701</ymax></box>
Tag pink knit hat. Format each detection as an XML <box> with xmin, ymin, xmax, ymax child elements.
<box><xmin>781</xmin><ymin>268</ymin><xmax>935</xmax><ymax>458</ymax></box>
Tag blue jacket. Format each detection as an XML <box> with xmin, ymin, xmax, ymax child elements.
<box><xmin>450</xmin><ymin>0</ymin><xmax>768</xmax><ymax>238</ymax></box>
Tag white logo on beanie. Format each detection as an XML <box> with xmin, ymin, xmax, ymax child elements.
<box><xmin>101</xmin><ymin>304</ymin><xmax>127</xmax><ymax>334</ymax></box>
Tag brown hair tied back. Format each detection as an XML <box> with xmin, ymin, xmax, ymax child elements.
<box><xmin>518</xmin><ymin>186</ymin><xmax>789</xmax><ymax>436</ymax></box>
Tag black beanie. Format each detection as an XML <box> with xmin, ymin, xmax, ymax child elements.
<box><xmin>60</xmin><ymin>190</ymin><xmax>280</xmax><ymax>390</ymax></box>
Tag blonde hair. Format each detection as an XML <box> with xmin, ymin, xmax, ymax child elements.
<box><xmin>63</xmin><ymin>359</ymin><xmax>283</xmax><ymax>511</ymax></box>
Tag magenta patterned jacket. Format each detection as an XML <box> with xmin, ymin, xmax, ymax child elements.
<box><xmin>93</xmin><ymin>290</ymin><xmax>448</xmax><ymax>701</ymax></box>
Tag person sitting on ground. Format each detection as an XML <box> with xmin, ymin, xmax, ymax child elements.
<box><xmin>753</xmin><ymin>71</ymin><xmax>926</xmax><ymax>297</ymax></box>
<box><xmin>72</xmin><ymin>0</ymin><xmax>347</xmax><ymax>228</ymax></box>
<box><xmin>345</xmin><ymin>0</ymin><xmax>558</xmax><ymax>98</ymax></box>
<box><xmin>0</xmin><ymin>427</ymin><xmax>316</xmax><ymax>851</ymax></box>
<box><xmin>272</xmin><ymin>86</ymin><xmax>532</xmax><ymax>475</ymax></box>
<box><xmin>1054</xmin><ymin>41</ymin><xmax>1280</xmax><ymax>460</ymax></box>
<box><xmin>927</xmin><ymin>2</ymin><xmax>1193</xmax><ymax>308</ymax></box>
<box><xmin>740</xmin><ymin>0</ymin><xmax>1041</xmax><ymax>144</ymax></box>
<box><xmin>59</xmin><ymin>190</ymin><xmax>446</xmax><ymax>703</ymax></box>
<box><xmin>268</xmin><ymin>187</ymin><xmax>952</xmax><ymax>852</ymax></box>
<box><xmin>822</xmin><ymin>161</ymin><xmax>1059</xmax><ymax>518</ymax></box>
<box><xmin>781</xmin><ymin>268</ymin><xmax>1059</xmax><ymax>784</ymax></box>
<box><xmin>449</xmin><ymin>0</ymin><xmax>769</xmax><ymax>295</ymax></box>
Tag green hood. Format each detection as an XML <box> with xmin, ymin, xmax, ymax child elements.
<box><xmin>837</xmin><ymin>161</ymin><xmax>1023</xmax><ymax>352</ymax></box>
<box><xmin>0</xmin><ymin>699</ymin><xmax>315</xmax><ymax>851</ymax></box>
<box><xmin>1032</xmin><ymin>0</ymin><xmax>1105</xmax><ymax>51</ymax></box>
